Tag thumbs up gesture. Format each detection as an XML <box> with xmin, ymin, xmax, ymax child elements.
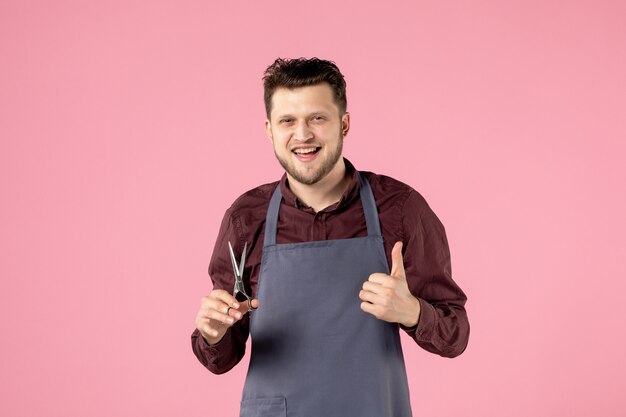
<box><xmin>359</xmin><ymin>241</ymin><xmax>421</xmax><ymax>328</ymax></box>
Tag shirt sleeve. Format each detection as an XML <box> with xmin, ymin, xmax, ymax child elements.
<box><xmin>400</xmin><ymin>190</ymin><xmax>470</xmax><ymax>358</ymax></box>
<box><xmin>191</xmin><ymin>207</ymin><xmax>250</xmax><ymax>374</ymax></box>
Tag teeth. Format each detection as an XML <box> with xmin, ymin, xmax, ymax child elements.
<box><xmin>293</xmin><ymin>147</ymin><xmax>318</xmax><ymax>154</ymax></box>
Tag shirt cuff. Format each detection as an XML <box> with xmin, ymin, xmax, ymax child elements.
<box><xmin>399</xmin><ymin>298</ymin><xmax>436</xmax><ymax>340</ymax></box>
<box><xmin>192</xmin><ymin>328</ymin><xmax>233</xmax><ymax>366</ymax></box>
<box><xmin>414</xmin><ymin>298</ymin><xmax>436</xmax><ymax>342</ymax></box>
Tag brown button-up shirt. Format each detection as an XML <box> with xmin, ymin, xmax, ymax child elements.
<box><xmin>192</xmin><ymin>159</ymin><xmax>469</xmax><ymax>374</ymax></box>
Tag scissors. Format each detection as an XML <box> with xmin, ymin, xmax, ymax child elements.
<box><xmin>228</xmin><ymin>241</ymin><xmax>256</xmax><ymax>312</ymax></box>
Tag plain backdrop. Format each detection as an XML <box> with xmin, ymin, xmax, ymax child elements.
<box><xmin>1</xmin><ymin>1</ymin><xmax>625</xmax><ymax>416</ymax></box>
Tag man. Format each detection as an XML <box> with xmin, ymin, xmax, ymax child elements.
<box><xmin>192</xmin><ymin>57</ymin><xmax>469</xmax><ymax>416</ymax></box>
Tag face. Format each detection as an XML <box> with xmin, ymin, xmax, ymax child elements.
<box><xmin>265</xmin><ymin>83</ymin><xmax>350</xmax><ymax>186</ymax></box>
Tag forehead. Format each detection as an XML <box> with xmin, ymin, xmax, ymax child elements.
<box><xmin>270</xmin><ymin>83</ymin><xmax>338</xmax><ymax>117</ymax></box>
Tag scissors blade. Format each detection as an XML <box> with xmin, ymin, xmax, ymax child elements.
<box><xmin>239</xmin><ymin>241</ymin><xmax>247</xmax><ymax>277</ymax></box>
<box><xmin>228</xmin><ymin>241</ymin><xmax>240</xmax><ymax>278</ymax></box>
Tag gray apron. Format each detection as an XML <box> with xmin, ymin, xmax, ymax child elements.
<box><xmin>240</xmin><ymin>172</ymin><xmax>413</xmax><ymax>417</ymax></box>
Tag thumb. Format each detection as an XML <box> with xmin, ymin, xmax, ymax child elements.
<box><xmin>390</xmin><ymin>241</ymin><xmax>406</xmax><ymax>279</ymax></box>
<box><xmin>235</xmin><ymin>298</ymin><xmax>260</xmax><ymax>315</ymax></box>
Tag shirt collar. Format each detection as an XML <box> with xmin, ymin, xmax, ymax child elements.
<box><xmin>279</xmin><ymin>157</ymin><xmax>360</xmax><ymax>212</ymax></box>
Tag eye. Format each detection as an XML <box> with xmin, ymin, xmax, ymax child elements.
<box><xmin>280</xmin><ymin>118</ymin><xmax>293</xmax><ymax>124</ymax></box>
<box><xmin>312</xmin><ymin>115</ymin><xmax>325</xmax><ymax>121</ymax></box>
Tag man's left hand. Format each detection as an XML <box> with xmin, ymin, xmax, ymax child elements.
<box><xmin>359</xmin><ymin>241</ymin><xmax>421</xmax><ymax>328</ymax></box>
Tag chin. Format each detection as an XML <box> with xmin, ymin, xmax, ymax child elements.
<box><xmin>289</xmin><ymin>168</ymin><xmax>324</xmax><ymax>185</ymax></box>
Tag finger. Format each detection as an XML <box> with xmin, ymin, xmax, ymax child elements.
<box><xmin>360</xmin><ymin>301</ymin><xmax>382</xmax><ymax>319</ymax></box>
<box><xmin>204</xmin><ymin>306</ymin><xmax>236</xmax><ymax>326</ymax></box>
<box><xmin>362</xmin><ymin>280</ymin><xmax>386</xmax><ymax>295</ymax></box>
<box><xmin>367</xmin><ymin>272</ymin><xmax>394</xmax><ymax>286</ymax></box>
<box><xmin>390</xmin><ymin>241</ymin><xmax>406</xmax><ymax>279</ymax></box>
<box><xmin>201</xmin><ymin>297</ymin><xmax>233</xmax><ymax>318</ymax></box>
<box><xmin>204</xmin><ymin>300</ymin><xmax>244</xmax><ymax>322</ymax></box>
<box><xmin>362</xmin><ymin>283</ymin><xmax>394</xmax><ymax>301</ymax></box>
<box><xmin>201</xmin><ymin>297</ymin><xmax>236</xmax><ymax>320</ymax></box>
<box><xmin>210</xmin><ymin>289</ymin><xmax>242</xmax><ymax>310</ymax></box>
<box><xmin>200</xmin><ymin>292</ymin><xmax>240</xmax><ymax>315</ymax></box>
<box><xmin>200</xmin><ymin>318</ymin><xmax>228</xmax><ymax>339</ymax></box>
<box><xmin>230</xmin><ymin>302</ymin><xmax>249</xmax><ymax>319</ymax></box>
<box><xmin>234</xmin><ymin>298</ymin><xmax>260</xmax><ymax>315</ymax></box>
<box><xmin>197</xmin><ymin>314</ymin><xmax>225</xmax><ymax>337</ymax></box>
<box><xmin>201</xmin><ymin>321</ymin><xmax>220</xmax><ymax>338</ymax></box>
<box><xmin>359</xmin><ymin>289</ymin><xmax>386</xmax><ymax>306</ymax></box>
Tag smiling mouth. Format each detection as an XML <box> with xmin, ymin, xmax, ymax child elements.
<box><xmin>292</xmin><ymin>146</ymin><xmax>321</xmax><ymax>155</ymax></box>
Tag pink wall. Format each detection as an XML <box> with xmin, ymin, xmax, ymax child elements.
<box><xmin>1</xmin><ymin>1</ymin><xmax>625</xmax><ymax>416</ymax></box>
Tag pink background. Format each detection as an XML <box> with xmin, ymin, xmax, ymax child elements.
<box><xmin>1</xmin><ymin>1</ymin><xmax>625</xmax><ymax>416</ymax></box>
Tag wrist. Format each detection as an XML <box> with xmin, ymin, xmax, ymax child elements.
<box><xmin>401</xmin><ymin>296</ymin><xmax>421</xmax><ymax>328</ymax></box>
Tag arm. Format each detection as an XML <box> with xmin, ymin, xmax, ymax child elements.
<box><xmin>191</xmin><ymin>315</ymin><xmax>250</xmax><ymax>375</ymax></box>
<box><xmin>400</xmin><ymin>190</ymin><xmax>470</xmax><ymax>358</ymax></box>
<box><xmin>191</xmin><ymin>207</ymin><xmax>251</xmax><ymax>374</ymax></box>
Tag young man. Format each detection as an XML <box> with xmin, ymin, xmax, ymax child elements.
<box><xmin>192</xmin><ymin>58</ymin><xmax>469</xmax><ymax>416</ymax></box>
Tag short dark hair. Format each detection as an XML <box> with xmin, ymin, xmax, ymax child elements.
<box><xmin>263</xmin><ymin>57</ymin><xmax>347</xmax><ymax>119</ymax></box>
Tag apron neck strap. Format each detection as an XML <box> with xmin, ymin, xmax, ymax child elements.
<box><xmin>264</xmin><ymin>171</ymin><xmax>382</xmax><ymax>246</ymax></box>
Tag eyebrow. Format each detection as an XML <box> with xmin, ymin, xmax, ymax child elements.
<box><xmin>274</xmin><ymin>111</ymin><xmax>329</xmax><ymax>119</ymax></box>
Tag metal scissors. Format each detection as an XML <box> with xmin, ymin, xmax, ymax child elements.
<box><xmin>228</xmin><ymin>241</ymin><xmax>256</xmax><ymax>311</ymax></box>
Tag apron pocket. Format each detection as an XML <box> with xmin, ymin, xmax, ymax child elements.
<box><xmin>239</xmin><ymin>396</ymin><xmax>286</xmax><ymax>417</ymax></box>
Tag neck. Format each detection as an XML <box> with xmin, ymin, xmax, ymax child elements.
<box><xmin>287</xmin><ymin>158</ymin><xmax>350</xmax><ymax>212</ymax></box>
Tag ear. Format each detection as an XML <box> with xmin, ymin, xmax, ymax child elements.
<box><xmin>341</xmin><ymin>112</ymin><xmax>350</xmax><ymax>137</ymax></box>
<box><xmin>264</xmin><ymin>119</ymin><xmax>274</xmax><ymax>144</ymax></box>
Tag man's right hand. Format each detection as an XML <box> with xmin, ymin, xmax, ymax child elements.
<box><xmin>195</xmin><ymin>289</ymin><xmax>260</xmax><ymax>345</ymax></box>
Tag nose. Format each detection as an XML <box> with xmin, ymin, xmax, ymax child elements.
<box><xmin>293</xmin><ymin>121</ymin><xmax>313</xmax><ymax>141</ymax></box>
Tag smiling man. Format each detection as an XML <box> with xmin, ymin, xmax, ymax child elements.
<box><xmin>192</xmin><ymin>58</ymin><xmax>470</xmax><ymax>417</ymax></box>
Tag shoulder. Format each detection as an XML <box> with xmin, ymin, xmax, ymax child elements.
<box><xmin>225</xmin><ymin>180</ymin><xmax>280</xmax><ymax>228</ymax></box>
<box><xmin>230</xmin><ymin>181</ymin><xmax>279</xmax><ymax>210</ymax></box>
<box><xmin>360</xmin><ymin>170</ymin><xmax>431</xmax><ymax>217</ymax></box>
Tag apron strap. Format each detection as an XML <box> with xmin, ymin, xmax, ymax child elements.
<box><xmin>264</xmin><ymin>183</ymin><xmax>283</xmax><ymax>247</ymax></box>
<box><xmin>264</xmin><ymin>171</ymin><xmax>382</xmax><ymax>247</ymax></box>
<box><xmin>358</xmin><ymin>172</ymin><xmax>383</xmax><ymax>238</ymax></box>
